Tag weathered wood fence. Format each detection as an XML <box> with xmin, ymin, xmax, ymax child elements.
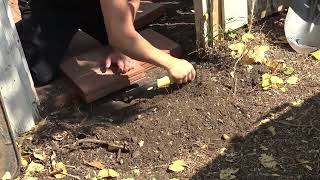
<box><xmin>193</xmin><ymin>0</ymin><xmax>290</xmax><ymax>48</ymax></box>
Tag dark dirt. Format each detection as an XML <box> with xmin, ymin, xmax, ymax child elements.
<box><xmin>18</xmin><ymin>0</ymin><xmax>320</xmax><ymax>179</ymax></box>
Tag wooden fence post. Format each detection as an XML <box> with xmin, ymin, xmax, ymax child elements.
<box><xmin>193</xmin><ymin>0</ymin><xmax>222</xmax><ymax>49</ymax></box>
<box><xmin>193</xmin><ymin>0</ymin><xmax>210</xmax><ymax>49</ymax></box>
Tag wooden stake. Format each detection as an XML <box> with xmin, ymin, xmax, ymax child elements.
<box><xmin>193</xmin><ymin>0</ymin><xmax>210</xmax><ymax>49</ymax></box>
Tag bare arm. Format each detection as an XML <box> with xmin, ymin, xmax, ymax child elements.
<box><xmin>128</xmin><ymin>0</ymin><xmax>140</xmax><ymax>20</ymax></box>
<box><xmin>99</xmin><ymin>0</ymin><xmax>196</xmax><ymax>83</ymax></box>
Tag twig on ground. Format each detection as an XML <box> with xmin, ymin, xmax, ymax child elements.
<box><xmin>67</xmin><ymin>138</ymin><xmax>129</xmax><ymax>152</ymax></box>
<box><xmin>233</xmin><ymin>55</ymin><xmax>244</xmax><ymax>95</ymax></box>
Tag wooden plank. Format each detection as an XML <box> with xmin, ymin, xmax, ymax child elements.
<box><xmin>248</xmin><ymin>0</ymin><xmax>289</xmax><ymax>20</ymax></box>
<box><xmin>209</xmin><ymin>0</ymin><xmax>222</xmax><ymax>45</ymax></box>
<box><xmin>0</xmin><ymin>0</ymin><xmax>40</xmax><ymax>136</ymax></box>
<box><xmin>193</xmin><ymin>0</ymin><xmax>210</xmax><ymax>48</ymax></box>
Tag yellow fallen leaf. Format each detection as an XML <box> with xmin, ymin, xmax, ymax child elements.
<box><xmin>33</xmin><ymin>149</ymin><xmax>46</xmax><ymax>161</ymax></box>
<box><xmin>280</xmin><ymin>87</ymin><xmax>288</xmax><ymax>92</ymax></box>
<box><xmin>26</xmin><ymin>162</ymin><xmax>45</xmax><ymax>176</ymax></box>
<box><xmin>242</xmin><ymin>33</ymin><xmax>255</xmax><ymax>43</ymax></box>
<box><xmin>53</xmin><ymin>162</ymin><xmax>67</xmax><ymax>179</ymax></box>
<box><xmin>283</xmin><ymin>66</ymin><xmax>295</xmax><ymax>75</ymax></box>
<box><xmin>1</xmin><ymin>171</ymin><xmax>11</xmax><ymax>180</ymax></box>
<box><xmin>97</xmin><ymin>169</ymin><xmax>119</xmax><ymax>178</ymax></box>
<box><xmin>259</xmin><ymin>154</ymin><xmax>278</xmax><ymax>169</ymax></box>
<box><xmin>270</xmin><ymin>75</ymin><xmax>284</xmax><ymax>89</ymax></box>
<box><xmin>311</xmin><ymin>50</ymin><xmax>320</xmax><ymax>60</ymax></box>
<box><xmin>133</xmin><ymin>169</ymin><xmax>140</xmax><ymax>176</ymax></box>
<box><xmin>286</xmin><ymin>76</ymin><xmax>299</xmax><ymax>85</ymax></box>
<box><xmin>219</xmin><ymin>168</ymin><xmax>239</xmax><ymax>180</ymax></box>
<box><xmin>248</xmin><ymin>45</ymin><xmax>270</xmax><ymax>64</ymax></box>
<box><xmin>258</xmin><ymin>118</ymin><xmax>271</xmax><ymax>126</ymax></box>
<box><xmin>168</xmin><ymin>160</ymin><xmax>187</xmax><ymax>172</ymax></box>
<box><xmin>122</xmin><ymin>178</ymin><xmax>134</xmax><ymax>180</ymax></box>
<box><xmin>228</xmin><ymin>32</ymin><xmax>237</xmax><ymax>39</ymax></box>
<box><xmin>229</xmin><ymin>43</ymin><xmax>247</xmax><ymax>59</ymax></box>
<box><xmin>219</xmin><ymin>147</ymin><xmax>227</xmax><ymax>155</ymax></box>
<box><xmin>21</xmin><ymin>156</ymin><xmax>29</xmax><ymax>168</ymax></box>
<box><xmin>261</xmin><ymin>73</ymin><xmax>272</xmax><ymax>89</ymax></box>
<box><xmin>138</xmin><ymin>140</ymin><xmax>144</xmax><ymax>147</ymax></box>
<box><xmin>86</xmin><ymin>160</ymin><xmax>105</xmax><ymax>170</ymax></box>
<box><xmin>169</xmin><ymin>178</ymin><xmax>179</xmax><ymax>180</ymax></box>
<box><xmin>268</xmin><ymin>126</ymin><xmax>276</xmax><ymax>136</ymax></box>
<box><xmin>291</xmin><ymin>100</ymin><xmax>304</xmax><ymax>107</ymax></box>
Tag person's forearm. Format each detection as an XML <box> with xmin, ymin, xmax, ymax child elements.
<box><xmin>100</xmin><ymin>0</ymin><xmax>176</xmax><ymax>70</ymax></box>
<box><xmin>129</xmin><ymin>0</ymin><xmax>140</xmax><ymax>20</ymax></box>
<box><xmin>111</xmin><ymin>30</ymin><xmax>175</xmax><ymax>70</ymax></box>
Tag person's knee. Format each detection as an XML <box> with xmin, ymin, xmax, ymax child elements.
<box><xmin>30</xmin><ymin>59</ymin><xmax>56</xmax><ymax>87</ymax></box>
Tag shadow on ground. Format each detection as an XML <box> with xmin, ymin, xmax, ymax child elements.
<box><xmin>192</xmin><ymin>93</ymin><xmax>320</xmax><ymax>179</ymax></box>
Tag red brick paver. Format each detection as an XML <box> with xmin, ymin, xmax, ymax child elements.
<box><xmin>61</xmin><ymin>29</ymin><xmax>183</xmax><ymax>103</ymax></box>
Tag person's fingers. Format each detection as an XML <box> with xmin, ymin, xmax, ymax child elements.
<box><xmin>117</xmin><ymin>60</ymin><xmax>125</xmax><ymax>73</ymax></box>
<box><xmin>183</xmin><ymin>75</ymin><xmax>188</xmax><ymax>83</ymax></box>
<box><xmin>191</xmin><ymin>68</ymin><xmax>196</xmax><ymax>80</ymax></box>
<box><xmin>188</xmin><ymin>72</ymin><xmax>193</xmax><ymax>82</ymax></box>
<box><xmin>105</xmin><ymin>57</ymin><xmax>112</xmax><ymax>68</ymax></box>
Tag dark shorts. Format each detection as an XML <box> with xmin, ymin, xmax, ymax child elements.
<box><xmin>17</xmin><ymin>0</ymin><xmax>108</xmax><ymax>86</ymax></box>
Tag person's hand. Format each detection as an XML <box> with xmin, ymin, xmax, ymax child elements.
<box><xmin>166</xmin><ymin>58</ymin><xmax>196</xmax><ymax>84</ymax></box>
<box><xmin>105</xmin><ymin>51</ymin><xmax>136</xmax><ymax>74</ymax></box>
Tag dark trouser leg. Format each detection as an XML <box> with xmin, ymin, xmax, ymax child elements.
<box><xmin>17</xmin><ymin>0</ymin><xmax>77</xmax><ymax>86</ymax></box>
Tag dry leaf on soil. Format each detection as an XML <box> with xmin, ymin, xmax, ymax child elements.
<box><xmin>248</xmin><ymin>45</ymin><xmax>270</xmax><ymax>64</ymax></box>
<box><xmin>259</xmin><ymin>154</ymin><xmax>278</xmax><ymax>169</ymax></box>
<box><xmin>228</xmin><ymin>32</ymin><xmax>237</xmax><ymax>39</ymax></box>
<box><xmin>291</xmin><ymin>100</ymin><xmax>304</xmax><ymax>107</ymax></box>
<box><xmin>138</xmin><ymin>140</ymin><xmax>144</xmax><ymax>147</ymax></box>
<box><xmin>283</xmin><ymin>66</ymin><xmax>295</xmax><ymax>75</ymax></box>
<box><xmin>133</xmin><ymin>169</ymin><xmax>140</xmax><ymax>176</ymax></box>
<box><xmin>258</xmin><ymin>119</ymin><xmax>271</xmax><ymax>126</ymax></box>
<box><xmin>33</xmin><ymin>149</ymin><xmax>46</xmax><ymax>161</ymax></box>
<box><xmin>168</xmin><ymin>160</ymin><xmax>187</xmax><ymax>172</ymax></box>
<box><xmin>268</xmin><ymin>126</ymin><xmax>276</xmax><ymax>136</ymax></box>
<box><xmin>286</xmin><ymin>76</ymin><xmax>300</xmax><ymax>85</ymax></box>
<box><xmin>21</xmin><ymin>156</ymin><xmax>29</xmax><ymax>168</ymax></box>
<box><xmin>219</xmin><ymin>168</ymin><xmax>239</xmax><ymax>180</ymax></box>
<box><xmin>86</xmin><ymin>160</ymin><xmax>105</xmax><ymax>170</ymax></box>
<box><xmin>229</xmin><ymin>43</ymin><xmax>247</xmax><ymax>59</ymax></box>
<box><xmin>97</xmin><ymin>169</ymin><xmax>119</xmax><ymax>178</ymax></box>
<box><xmin>52</xmin><ymin>162</ymin><xmax>68</xmax><ymax>179</ymax></box>
<box><xmin>311</xmin><ymin>50</ymin><xmax>320</xmax><ymax>60</ymax></box>
<box><xmin>26</xmin><ymin>161</ymin><xmax>45</xmax><ymax>176</ymax></box>
<box><xmin>1</xmin><ymin>172</ymin><xmax>11</xmax><ymax>180</ymax></box>
<box><xmin>261</xmin><ymin>73</ymin><xmax>284</xmax><ymax>90</ymax></box>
